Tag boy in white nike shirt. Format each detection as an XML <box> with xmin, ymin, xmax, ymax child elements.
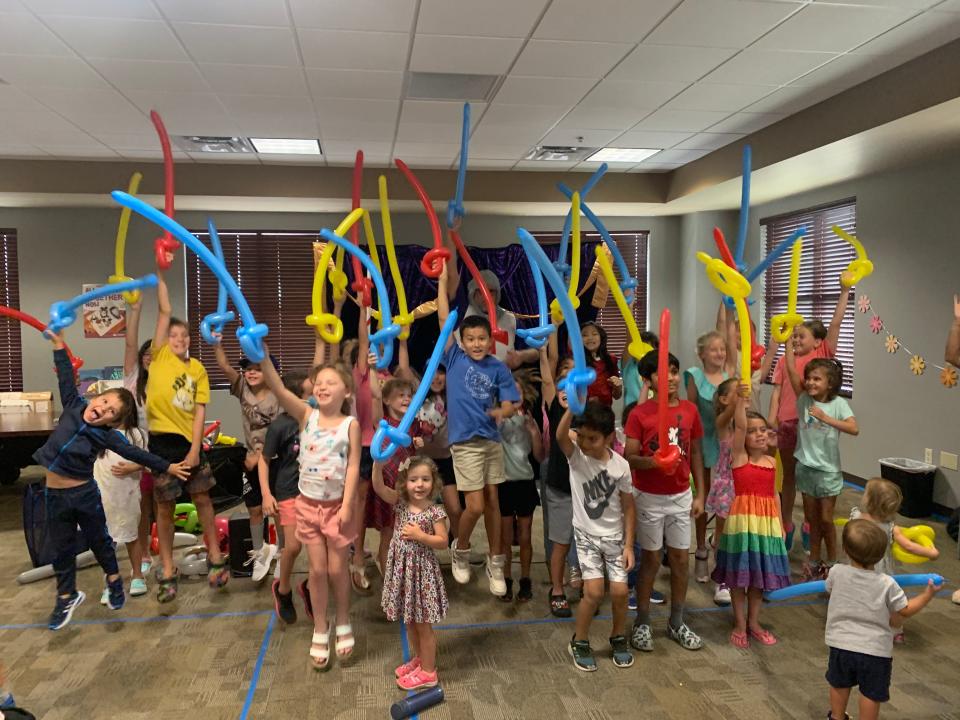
<box><xmin>556</xmin><ymin>401</ymin><xmax>635</xmax><ymax>672</ymax></box>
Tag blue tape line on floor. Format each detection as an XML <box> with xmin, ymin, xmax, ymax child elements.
<box><xmin>238</xmin><ymin>613</ymin><xmax>275</xmax><ymax>720</ymax></box>
<box><xmin>0</xmin><ymin>608</ymin><xmax>272</xmax><ymax>631</ymax></box>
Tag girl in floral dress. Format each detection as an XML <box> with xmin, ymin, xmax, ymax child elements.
<box><xmin>372</xmin><ymin>456</ymin><xmax>449</xmax><ymax>691</ymax></box>
<box><xmin>706</xmin><ymin>378</ymin><xmax>738</xmax><ymax>606</ymax></box>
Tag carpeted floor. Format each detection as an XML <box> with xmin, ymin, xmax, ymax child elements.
<box><xmin>1</xmin><ymin>468</ymin><xmax>958</xmax><ymax>720</ymax></box>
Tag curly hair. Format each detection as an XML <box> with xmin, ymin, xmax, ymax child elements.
<box><xmin>396</xmin><ymin>456</ymin><xmax>442</xmax><ymax>504</ymax></box>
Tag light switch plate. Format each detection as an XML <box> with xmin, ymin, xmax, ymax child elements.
<box><xmin>940</xmin><ymin>451</ymin><xmax>959</xmax><ymax>471</ymax></box>
<box><xmin>924</xmin><ymin>448</ymin><xmax>933</xmax><ymax>463</ymax></box>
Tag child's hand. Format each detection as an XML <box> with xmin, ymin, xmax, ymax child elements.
<box><xmin>923</xmin><ymin>577</ymin><xmax>943</xmax><ymax>596</ymax></box>
<box><xmin>622</xmin><ymin>544</ymin><xmax>635</xmax><ymax>572</ymax></box>
<box><xmin>808</xmin><ymin>406</ymin><xmax>828</xmax><ymax>422</ymax></box>
<box><xmin>263</xmin><ymin>494</ymin><xmax>278</xmax><ymax>517</ymax></box>
<box><xmin>608</xmin><ymin>376</ymin><xmax>622</xmax><ymax>388</ymax></box>
<box><xmin>337</xmin><ymin>504</ymin><xmax>352</xmax><ymax>529</ymax></box>
<box><xmin>111</xmin><ymin>461</ymin><xmax>141</xmax><ymax>477</ymax></box>
<box><xmin>166</xmin><ymin>461</ymin><xmax>191</xmax><ymax>481</ymax></box>
<box><xmin>413</xmin><ymin>436</ymin><xmax>425</xmax><ymax>449</ymax></box>
<box><xmin>401</xmin><ymin>522</ymin><xmax>423</xmax><ymax>542</ymax></box>
<box><xmin>691</xmin><ymin>496</ymin><xmax>705</xmax><ymax>519</ymax></box>
<box><xmin>184</xmin><ymin>448</ymin><xmax>200</xmax><ymax>468</ymax></box>
<box><xmin>737</xmin><ymin>381</ymin><xmax>751</xmax><ymax>399</ymax></box>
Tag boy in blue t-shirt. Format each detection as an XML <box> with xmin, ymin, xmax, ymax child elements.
<box><xmin>439</xmin><ymin>261</ymin><xmax>519</xmax><ymax>596</ymax></box>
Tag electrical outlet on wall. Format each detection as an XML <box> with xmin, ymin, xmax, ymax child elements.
<box><xmin>941</xmin><ymin>451</ymin><xmax>959</xmax><ymax>471</ymax></box>
<box><xmin>924</xmin><ymin>448</ymin><xmax>933</xmax><ymax>463</ymax></box>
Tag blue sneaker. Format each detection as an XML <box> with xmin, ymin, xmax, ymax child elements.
<box><xmin>106</xmin><ymin>576</ymin><xmax>125</xmax><ymax>610</ymax></box>
<box><xmin>628</xmin><ymin>591</ymin><xmax>638</xmax><ymax>611</ymax></box>
<box><xmin>650</xmin><ymin>589</ymin><xmax>666</xmax><ymax>605</ymax></box>
<box><xmin>49</xmin><ymin>590</ymin><xmax>85</xmax><ymax>630</ymax></box>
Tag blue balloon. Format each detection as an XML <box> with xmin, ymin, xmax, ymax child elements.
<box><xmin>318</xmin><ymin>229</ymin><xmax>400</xmax><ymax>370</ymax></box>
<box><xmin>516</xmin><ymin>241</ymin><xmax>555</xmax><ymax>350</ymax></box>
<box><xmin>554</xmin><ymin>163</ymin><xmax>607</xmax><ymax>281</ymax></box>
<box><xmin>110</xmin><ymin>190</ymin><xmax>269</xmax><ymax>363</ymax></box>
<box><xmin>746</xmin><ymin>226</ymin><xmax>805</xmax><ymax>284</ymax></box>
<box><xmin>517</xmin><ymin>228</ymin><xmax>595</xmax><ymax>414</ymax></box>
<box><xmin>766</xmin><ymin>572</ymin><xmax>943</xmax><ymax>601</ymax></box>
<box><xmin>735</xmin><ymin>144</ymin><xmax>751</xmax><ymax>271</ymax></box>
<box><xmin>446</xmin><ymin>103</ymin><xmax>470</xmax><ymax>228</ymax></box>
<box><xmin>49</xmin><ymin>274</ymin><xmax>158</xmax><ymax>333</ymax></box>
<box><xmin>555</xmin><ymin>183</ymin><xmax>637</xmax><ymax>305</ymax></box>
<box><xmin>371</xmin><ymin>310</ymin><xmax>458</xmax><ymax>463</ymax></box>
<box><xmin>200</xmin><ymin>218</ymin><xmax>236</xmax><ymax>346</ymax></box>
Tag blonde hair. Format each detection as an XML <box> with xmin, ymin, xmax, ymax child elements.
<box><xmin>396</xmin><ymin>456</ymin><xmax>441</xmax><ymax>504</ymax></box>
<box><xmin>309</xmin><ymin>362</ymin><xmax>354</xmax><ymax>415</ymax></box>
<box><xmin>696</xmin><ymin>330</ymin><xmax>724</xmax><ymax>360</ymax></box>
<box><xmin>862</xmin><ymin>478</ymin><xmax>902</xmax><ymax>522</ymax></box>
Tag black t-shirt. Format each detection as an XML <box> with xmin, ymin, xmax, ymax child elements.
<box><xmin>261</xmin><ymin>412</ymin><xmax>300</xmax><ymax>502</ymax></box>
<box><xmin>545</xmin><ymin>396</ymin><xmax>570</xmax><ymax>494</ymax></box>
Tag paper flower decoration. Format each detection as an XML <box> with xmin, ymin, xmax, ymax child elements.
<box><xmin>942</xmin><ymin>366</ymin><xmax>958</xmax><ymax>388</ymax></box>
<box><xmin>885</xmin><ymin>334</ymin><xmax>899</xmax><ymax>353</ymax></box>
<box><xmin>870</xmin><ymin>315</ymin><xmax>883</xmax><ymax>334</ymax></box>
<box><xmin>909</xmin><ymin>355</ymin><xmax>926</xmax><ymax>376</ymax></box>
<box><xmin>857</xmin><ymin>295</ymin><xmax>870</xmax><ymax>313</ymax></box>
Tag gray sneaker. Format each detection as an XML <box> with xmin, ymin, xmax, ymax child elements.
<box><xmin>630</xmin><ymin>622</ymin><xmax>654</xmax><ymax>652</ymax></box>
<box><xmin>610</xmin><ymin>635</ymin><xmax>634</xmax><ymax>668</ymax></box>
<box><xmin>568</xmin><ymin>636</ymin><xmax>597</xmax><ymax>672</ymax></box>
<box><xmin>486</xmin><ymin>554</ymin><xmax>507</xmax><ymax>596</ymax></box>
<box><xmin>451</xmin><ymin>542</ymin><xmax>471</xmax><ymax>584</ymax></box>
<box><xmin>668</xmin><ymin>622</ymin><xmax>703</xmax><ymax>651</ymax></box>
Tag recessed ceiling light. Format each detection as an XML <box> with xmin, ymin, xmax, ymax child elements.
<box><xmin>524</xmin><ymin>145</ymin><xmax>598</xmax><ymax>162</ymax></box>
<box><xmin>586</xmin><ymin>147</ymin><xmax>660</xmax><ymax>163</ymax></box>
<box><xmin>248</xmin><ymin>138</ymin><xmax>322</xmax><ymax>155</ymax></box>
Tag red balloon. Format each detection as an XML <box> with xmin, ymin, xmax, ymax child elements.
<box><xmin>652</xmin><ymin>308</ymin><xmax>677</xmax><ymax>470</ymax></box>
<box><xmin>713</xmin><ymin>227</ymin><xmax>736</xmax><ymax>269</ymax></box>
<box><xmin>751</xmin><ymin>343</ymin><xmax>765</xmax><ymax>372</ymax></box>
<box><xmin>349</xmin><ymin>150</ymin><xmax>372</xmax><ymax>307</ymax></box>
<box><xmin>0</xmin><ymin>305</ymin><xmax>84</xmax><ymax>373</ymax></box>
<box><xmin>150</xmin><ymin>110</ymin><xmax>178</xmax><ymax>271</ymax></box>
<box><xmin>395</xmin><ymin>159</ymin><xmax>445</xmax><ymax>279</ymax></box>
<box><xmin>448</xmin><ymin>229</ymin><xmax>508</xmax><ymax>348</ymax></box>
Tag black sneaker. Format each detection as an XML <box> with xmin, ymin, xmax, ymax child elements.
<box><xmin>517</xmin><ymin>577</ymin><xmax>532</xmax><ymax>602</ymax></box>
<box><xmin>49</xmin><ymin>591</ymin><xmax>85</xmax><ymax>630</ymax></box>
<box><xmin>610</xmin><ymin>634</ymin><xmax>634</xmax><ymax>668</ymax></box>
<box><xmin>106</xmin><ymin>576</ymin><xmax>125</xmax><ymax>611</ymax></box>
<box><xmin>550</xmin><ymin>592</ymin><xmax>571</xmax><ymax>618</ymax></box>
<box><xmin>272</xmin><ymin>579</ymin><xmax>297</xmax><ymax>624</ymax></box>
<box><xmin>298</xmin><ymin>579</ymin><xmax>314</xmax><ymax>621</ymax></box>
<box><xmin>499</xmin><ymin>577</ymin><xmax>514</xmax><ymax>602</ymax></box>
<box><xmin>568</xmin><ymin>635</ymin><xmax>597</xmax><ymax>672</ymax></box>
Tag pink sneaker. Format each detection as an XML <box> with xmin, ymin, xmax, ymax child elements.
<box><xmin>396</xmin><ymin>667</ymin><xmax>438</xmax><ymax>691</ymax></box>
<box><xmin>394</xmin><ymin>657</ymin><xmax>421</xmax><ymax>678</ymax></box>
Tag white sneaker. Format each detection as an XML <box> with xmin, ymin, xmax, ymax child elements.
<box><xmin>250</xmin><ymin>544</ymin><xmax>277</xmax><ymax>583</ymax></box>
<box><xmin>100</xmin><ymin>587</ymin><xmax>110</xmax><ymax>606</ymax></box>
<box><xmin>486</xmin><ymin>554</ymin><xmax>507</xmax><ymax>597</ymax></box>
<box><xmin>713</xmin><ymin>583</ymin><xmax>731</xmax><ymax>606</ymax></box>
<box><xmin>450</xmin><ymin>542</ymin><xmax>471</xmax><ymax>584</ymax></box>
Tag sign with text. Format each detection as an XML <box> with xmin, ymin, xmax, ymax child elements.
<box><xmin>82</xmin><ymin>284</ymin><xmax>126</xmax><ymax>338</ymax></box>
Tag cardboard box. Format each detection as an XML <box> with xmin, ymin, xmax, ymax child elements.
<box><xmin>22</xmin><ymin>392</ymin><xmax>52</xmax><ymax>414</ymax></box>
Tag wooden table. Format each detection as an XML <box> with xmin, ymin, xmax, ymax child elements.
<box><xmin>0</xmin><ymin>410</ymin><xmax>54</xmax><ymax>484</ymax></box>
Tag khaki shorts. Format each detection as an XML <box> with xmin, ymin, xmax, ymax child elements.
<box><xmin>450</xmin><ymin>439</ymin><xmax>505</xmax><ymax>493</ymax></box>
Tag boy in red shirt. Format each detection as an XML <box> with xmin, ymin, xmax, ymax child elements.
<box><xmin>624</xmin><ymin>351</ymin><xmax>705</xmax><ymax>652</ymax></box>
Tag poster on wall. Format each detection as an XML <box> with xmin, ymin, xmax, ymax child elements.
<box><xmin>82</xmin><ymin>284</ymin><xmax>126</xmax><ymax>338</ymax></box>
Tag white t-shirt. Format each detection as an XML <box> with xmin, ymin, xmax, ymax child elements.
<box><xmin>567</xmin><ymin>445</ymin><xmax>632</xmax><ymax>537</ymax></box>
<box><xmin>123</xmin><ymin>368</ymin><xmax>148</xmax><ymax>433</ymax></box>
<box><xmin>462</xmin><ymin>306</ymin><xmax>517</xmax><ymax>363</ymax></box>
<box><xmin>93</xmin><ymin>427</ymin><xmax>147</xmax><ymax>485</ymax></box>
<box><xmin>825</xmin><ymin>563</ymin><xmax>907</xmax><ymax>658</ymax></box>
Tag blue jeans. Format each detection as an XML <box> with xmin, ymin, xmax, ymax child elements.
<box><xmin>47</xmin><ymin>482</ymin><xmax>118</xmax><ymax>596</ymax></box>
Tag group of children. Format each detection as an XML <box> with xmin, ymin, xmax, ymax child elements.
<box><xmin>30</xmin><ymin>250</ymin><xmax>946</xmax><ymax>714</ymax></box>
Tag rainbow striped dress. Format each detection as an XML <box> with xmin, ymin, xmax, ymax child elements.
<box><xmin>711</xmin><ymin>462</ymin><xmax>791</xmax><ymax>591</ymax></box>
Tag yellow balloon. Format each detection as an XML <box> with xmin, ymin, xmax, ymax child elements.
<box><xmin>307</xmin><ymin>238</ymin><xmax>343</xmax><ymax>343</ymax></box>
<box><xmin>378</xmin><ymin>176</ymin><xmax>414</xmax><ymax>340</ymax></box>
<box><xmin>112</xmin><ymin>171</ymin><xmax>143</xmax><ymax>305</ymax></box>
<box><xmin>595</xmin><ymin>246</ymin><xmax>652</xmax><ymax>361</ymax></box>
<box><xmin>697</xmin><ymin>252</ymin><xmax>753</xmax><ymax>386</ymax></box>
<box><xmin>892</xmin><ymin>525</ymin><xmax>936</xmax><ymax>564</ymax></box>
<box><xmin>771</xmin><ymin>238</ymin><xmax>805</xmax><ymax>342</ymax></box>
<box><xmin>550</xmin><ymin>192</ymin><xmax>583</xmax><ymax>325</ymax></box>
<box><xmin>831</xmin><ymin>225</ymin><xmax>874</xmax><ymax>288</ymax></box>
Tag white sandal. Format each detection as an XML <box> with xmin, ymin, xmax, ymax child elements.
<box><xmin>310</xmin><ymin>630</ymin><xmax>331</xmax><ymax>672</ymax></box>
<box><xmin>335</xmin><ymin>623</ymin><xmax>355</xmax><ymax>659</ymax></box>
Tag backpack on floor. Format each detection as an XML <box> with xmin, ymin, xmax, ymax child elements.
<box><xmin>21</xmin><ymin>481</ymin><xmax>89</xmax><ymax>569</ymax></box>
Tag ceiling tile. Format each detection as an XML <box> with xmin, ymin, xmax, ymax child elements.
<box><xmin>88</xmin><ymin>58</ymin><xmax>210</xmax><ymax>92</ymax></box>
<box><xmin>559</xmin><ymin>105</ymin><xmax>650</xmax><ymax>130</ymax></box>
<box><xmin>512</xmin><ymin>39</ymin><xmax>632</xmax><ymax>78</ymax></box>
<box><xmin>41</xmin><ymin>16</ymin><xmax>187</xmax><ymax>60</ymax></box>
<box><xmin>325</xmin><ymin>153</ymin><xmax>388</xmax><ymax>166</ymax></box>
<box><xmin>536</xmin><ymin>0</ymin><xmax>678</xmax><ymax>42</ymax></box>
<box><xmin>812</xmin><ymin>0</ymin><xmax>939</xmax><ymax>9</ymax></box>
<box><xmin>630</xmin><ymin>162</ymin><xmax>681</xmax><ymax>172</ymax></box>
<box><xmin>582</xmin><ymin>79</ymin><xmax>689</xmax><ymax>109</ymax></box>
<box><xmin>289</xmin><ymin>0</ymin><xmax>417</xmax><ymax>31</ymax></box>
<box><xmin>665</xmin><ymin>82</ymin><xmax>775</xmax><ymax>112</ymax></box>
<box><xmin>752</xmin><ymin>4</ymin><xmax>916</xmax><ymax>53</ymax></box>
<box><xmin>26</xmin><ymin>86</ymin><xmax>142</xmax><ymax>115</ymax></box>
<box><xmin>467</xmin><ymin>143</ymin><xmax>531</xmax><ymax>160</ymax></box>
<box><xmin>92</xmin><ymin>132</ymin><xmax>162</xmax><ymax>149</ymax></box>
<box><xmin>466</xmin><ymin>158</ymin><xmax>517</xmax><ymax>169</ymax></box>
<box><xmin>319</xmin><ymin>119</ymin><xmax>397</xmax><ymax>141</ymax></box>
<box><xmin>417</xmin><ymin>0</ymin><xmax>546</xmax><ymax>37</ymax></box>
<box><xmin>607</xmin><ymin>44</ymin><xmax>737</xmax><ymax>83</ymax></box>
<box><xmin>400</xmin><ymin>99</ymin><xmax>485</xmax><ymax>125</ymax></box>
<box><xmin>236</xmin><ymin>114</ymin><xmax>320</xmax><ymax>137</ymax></box>
<box><xmin>188</xmin><ymin>151</ymin><xmax>260</xmax><ymax>163</ymax></box>
<box><xmin>0</xmin><ymin>12</ymin><xmax>72</xmax><ymax>55</ymax></box>
<box><xmin>0</xmin><ymin>1</ymin><xmax>26</xmax><ymax>11</ymax></box>
<box><xmin>0</xmin><ymin>84</ymin><xmax>48</xmax><ymax>111</ymax></box>
<box><xmin>219</xmin><ymin>94</ymin><xmax>314</xmax><ymax>116</ymax></box>
<box><xmin>702</xmin><ymin>49</ymin><xmax>836</xmax><ymax>86</ymax></box>
<box><xmin>939</xmin><ymin>0</ymin><xmax>960</xmax><ymax>10</ymax></box>
<box><xmin>124</xmin><ymin>91</ymin><xmax>239</xmax><ymax>134</ymax></box>
<box><xmin>481</xmin><ymin>102</ymin><xmax>565</xmax><ymax>128</ymax></box>
<box><xmin>396</xmin><ymin>121</ymin><xmax>456</xmax><ymax>143</ymax></box>
<box><xmin>705</xmin><ymin>111</ymin><xmax>784</xmax><ymax>133</ymax></box>
<box><xmin>645</xmin><ymin>147</ymin><xmax>712</xmax><ymax>163</ymax></box>
<box><xmin>0</xmin><ymin>145</ymin><xmax>48</xmax><ymax>158</ymax></box>
<box><xmin>611</xmin><ymin>130</ymin><xmax>694</xmax><ymax>148</ymax></box>
<box><xmin>539</xmin><ymin>127</ymin><xmax>622</xmax><ymax>147</ymax></box>
<box><xmin>742</xmin><ymin>84</ymin><xmax>837</xmax><ymax>114</ymax></box>
<box><xmin>0</xmin><ymin>54</ymin><xmax>109</xmax><ymax>88</ymax></box>
<box><xmin>393</xmin><ymin>141</ymin><xmax>459</xmax><ymax>159</ymax></box>
<box><xmin>298</xmin><ymin>29</ymin><xmax>409</xmax><ymax>70</ymax></box>
<box><xmin>850</xmin><ymin>11</ymin><xmax>960</xmax><ymax>58</ymax></box>
<box><xmin>633</xmin><ymin>108</ymin><xmax>729</xmax><ymax>131</ymax></box>
<box><xmin>306</xmin><ymin>68</ymin><xmax>403</xmax><ymax>100</ymax></box>
<box><xmin>494</xmin><ymin>75</ymin><xmax>594</xmax><ymax>106</ymax></box>
<box><xmin>672</xmin><ymin>131</ymin><xmax>743</xmax><ymax>150</ymax></box>
<box><xmin>323</xmin><ymin>140</ymin><xmax>392</xmax><ymax>156</ymax></box>
<box><xmin>788</xmin><ymin>53</ymin><xmax>907</xmax><ymax>90</ymax></box>
<box><xmin>574</xmin><ymin>160</ymin><xmax>636</xmax><ymax>172</ymax></box>
<box><xmin>5</xmin><ymin>109</ymin><xmax>87</xmax><ymax>135</ymax></box>
<box><xmin>23</xmin><ymin>0</ymin><xmax>158</xmax><ymax>18</ymax></box>
<box><xmin>173</xmin><ymin>23</ymin><xmax>300</xmax><ymax>66</ymax></box>
<box><xmin>37</xmin><ymin>144</ymin><xmax>120</xmax><ymax>158</ymax></box>
<box><xmin>316</xmin><ymin>98</ymin><xmax>399</xmax><ymax>124</ymax></box>
<box><xmin>389</xmin><ymin>155</ymin><xmax>453</xmax><ymax>168</ymax></box>
<box><xmin>514</xmin><ymin>160</ymin><xmax>578</xmax><ymax>171</ymax></box>
<box><xmin>645</xmin><ymin>0</ymin><xmax>800</xmax><ymax>49</ymax></box>
<box><xmin>470</xmin><ymin>123</ymin><xmax>544</xmax><ymax>146</ymax></box>
<box><xmin>200</xmin><ymin>63</ymin><xmax>308</xmax><ymax>96</ymax></box>
<box><xmin>67</xmin><ymin>112</ymin><xmax>153</xmax><ymax>134</ymax></box>
<box><xmin>119</xmin><ymin>148</ymin><xmax>191</xmax><ymax>160</ymax></box>
<box><xmin>410</xmin><ymin>35</ymin><xmax>523</xmax><ymax>75</ymax></box>
<box><xmin>155</xmin><ymin>0</ymin><xmax>289</xmax><ymax>25</ymax></box>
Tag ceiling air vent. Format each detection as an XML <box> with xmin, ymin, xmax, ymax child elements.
<box><xmin>407</xmin><ymin>72</ymin><xmax>499</xmax><ymax>101</ymax></box>
<box><xmin>174</xmin><ymin>136</ymin><xmax>254</xmax><ymax>154</ymax></box>
<box><xmin>524</xmin><ymin>145</ymin><xmax>598</xmax><ymax>162</ymax></box>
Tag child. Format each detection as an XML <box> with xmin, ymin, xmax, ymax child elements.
<box><xmin>711</xmin><ymin>387</ymin><xmax>790</xmax><ymax>647</ymax></box>
<box><xmin>706</xmin><ymin>377</ymin><xmax>738</xmax><ymax>605</ymax></box>
<box><xmin>146</xmin><ymin>267</ymin><xmax>227</xmax><ymax>602</ymax></box>
<box><xmin>581</xmin><ymin>321</ymin><xmax>622</xmax><ymax>406</ymax></box>
<box><xmin>684</xmin><ymin>329</ymin><xmax>735</xmax><ymax>583</ymax></box>
<box><xmin>261</xmin><ymin>351</ymin><xmax>360</xmax><ymax>671</ymax></box>
<box><xmin>438</xmin><ymin>261</ymin><xmax>519</xmax><ymax>596</ymax></box>
<box><xmin>35</xmin><ymin>330</ymin><xmax>189</xmax><ymax>630</ymax></box>
<box><xmin>825</xmin><ymin>519</ymin><xmax>940</xmax><ymax>720</ymax></box>
<box><xmin>620</xmin><ymin>332</ymin><xmax>658</xmax><ymax>407</ymax></box>
<box><xmin>372</xmin><ymin>457</ymin><xmax>449</xmax><ymax>691</ymax></box>
<box><xmin>783</xmin><ymin>342</ymin><xmax>858</xmax><ymax>579</ymax></box>
<box><xmin>624</xmin><ymin>350</ymin><xmax>705</xmax><ymax>652</ymax></box>
<box><xmin>213</xmin><ymin>344</ymin><xmax>280</xmax><ymax>581</ymax></box>
<box><xmin>417</xmin><ymin>365</ymin><xmax>461</xmax><ymax>539</ymax></box>
<box><xmin>497</xmin><ymin>371</ymin><xmax>545</xmax><ymax>602</ymax></box>
<box><xmin>259</xmin><ymin>369</ymin><xmax>312</xmax><ymax>625</ymax></box>
<box><xmin>556</xmin><ymin>402</ymin><xmax>635</xmax><ymax>671</ymax></box>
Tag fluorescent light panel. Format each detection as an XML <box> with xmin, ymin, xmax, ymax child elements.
<box><xmin>248</xmin><ymin>138</ymin><xmax>322</xmax><ymax>155</ymax></box>
<box><xmin>586</xmin><ymin>147</ymin><xmax>660</xmax><ymax>163</ymax></box>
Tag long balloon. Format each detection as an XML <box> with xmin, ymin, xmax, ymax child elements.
<box><xmin>555</xmin><ymin>164</ymin><xmax>606</xmax><ymax>282</ymax></box>
<box><xmin>653</xmin><ymin>309</ymin><xmax>681</xmax><ymax>470</ymax></box>
<box><xmin>371</xmin><ymin>309</ymin><xmax>458</xmax><ymax>462</ymax></box>
<box><xmin>517</xmin><ymin>228</ymin><xmax>595</xmax><ymax>414</ymax></box>
<box><xmin>395</xmin><ymin>159</ymin><xmax>449</xmax><ymax>278</ymax></box>
<box><xmin>111</xmin><ymin>191</ymin><xmax>269</xmax><ymax>362</ymax></box>
<box><xmin>0</xmin><ymin>306</ymin><xmax>83</xmax><ymax>370</ymax></box>
<box><xmin>449</xmin><ymin>228</ymin><xmax>507</xmax><ymax>349</ymax></box>
<box><xmin>734</xmin><ymin>144</ymin><xmax>751</xmax><ymax>271</ymax></box>
<box><xmin>49</xmin><ymin>275</ymin><xmax>159</xmax><ymax>334</ymax></box>
<box><xmin>550</xmin><ymin>191</ymin><xmax>582</xmax><ymax>324</ymax></box>
<box><xmin>110</xmin><ymin>171</ymin><xmax>143</xmax><ymax>304</ymax></box>
<box><xmin>446</xmin><ymin>102</ymin><xmax>469</xmax><ymax>229</ymax></box>
<box><xmin>770</xmin><ymin>238</ymin><xmax>804</xmax><ymax>343</ymax></box>
<box><xmin>595</xmin><ymin>246</ymin><xmax>652</xmax><ymax>361</ymax></box>
<box><xmin>349</xmin><ymin>150</ymin><xmax>372</xmax><ymax>307</ymax></box>
<box><xmin>697</xmin><ymin>252</ymin><xmax>753</xmax><ymax>386</ymax></box>
<box><xmin>378</xmin><ymin>175</ymin><xmax>414</xmax><ymax>340</ymax></box>
<box><xmin>150</xmin><ymin>110</ymin><xmax>179</xmax><ymax>271</ymax></box>
<box><xmin>746</xmin><ymin>227</ymin><xmax>805</xmax><ymax>284</ymax></box>
<box><xmin>831</xmin><ymin>225</ymin><xmax>874</xmax><ymax>288</ymax></box>
<box><xmin>199</xmin><ymin>219</ymin><xmax>236</xmax><ymax>345</ymax></box>
<box><xmin>516</xmin><ymin>243</ymin><xmax>555</xmax><ymax>350</ymax></box>
<box><xmin>767</xmin><ymin>573</ymin><xmax>944</xmax><ymax>601</ymax></box>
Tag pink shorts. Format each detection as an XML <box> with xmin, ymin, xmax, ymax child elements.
<box><xmin>139</xmin><ymin>470</ymin><xmax>154</xmax><ymax>494</ymax></box>
<box><xmin>777</xmin><ymin>418</ymin><xmax>799</xmax><ymax>451</ymax></box>
<box><xmin>295</xmin><ymin>495</ymin><xmax>355</xmax><ymax>549</ymax></box>
<box><xmin>277</xmin><ymin>498</ymin><xmax>297</xmax><ymax>528</ymax></box>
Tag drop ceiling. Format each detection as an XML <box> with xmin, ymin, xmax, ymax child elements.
<box><xmin>0</xmin><ymin>0</ymin><xmax>959</xmax><ymax>172</ymax></box>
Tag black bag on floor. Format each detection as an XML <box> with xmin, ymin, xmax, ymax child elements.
<box><xmin>207</xmin><ymin>444</ymin><xmax>247</xmax><ymax>512</ymax></box>
<box><xmin>21</xmin><ymin>481</ymin><xmax>89</xmax><ymax>568</ymax></box>
<box><xmin>227</xmin><ymin>512</ymin><xmax>268</xmax><ymax>578</ymax></box>
<box><xmin>2</xmin><ymin>708</ymin><xmax>37</xmax><ymax>720</ymax></box>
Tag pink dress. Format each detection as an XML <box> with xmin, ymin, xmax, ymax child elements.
<box><xmin>706</xmin><ymin>437</ymin><xmax>735</xmax><ymax>518</ymax></box>
<box><xmin>381</xmin><ymin>502</ymin><xmax>449</xmax><ymax>624</ymax></box>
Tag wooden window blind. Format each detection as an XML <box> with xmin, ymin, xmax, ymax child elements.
<box><xmin>0</xmin><ymin>230</ymin><xmax>21</xmax><ymax>392</ymax></box>
<box><xmin>761</xmin><ymin>199</ymin><xmax>857</xmax><ymax>394</ymax></box>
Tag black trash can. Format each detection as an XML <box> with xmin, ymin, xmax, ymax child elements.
<box><xmin>879</xmin><ymin>458</ymin><xmax>937</xmax><ymax>518</ymax></box>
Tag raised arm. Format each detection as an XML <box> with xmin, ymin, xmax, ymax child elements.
<box><xmin>732</xmin><ymin>385</ymin><xmax>749</xmax><ymax>461</ymax></box>
<box><xmin>371</xmin><ymin>460</ymin><xmax>398</xmax><ymax>505</ymax></box>
<box><xmin>213</xmin><ymin>343</ymin><xmax>240</xmax><ymax>387</ymax></box>
<box><xmin>896</xmin><ymin>579</ymin><xmax>941</xmax><ymax>619</ymax></box>
<box><xmin>393</xmin><ymin>338</ymin><xmax>417</xmax><ymax>384</ymax></box>
<box><xmin>50</xmin><ymin>332</ymin><xmax>81</xmax><ymax>409</ymax></box>
<box><xmin>539</xmin><ymin>344</ymin><xmax>556</xmax><ymax>407</ymax></box>
<box><xmin>357</xmin><ymin>301</ymin><xmax>370</xmax><ymax>374</ymax></box>
<box><xmin>946</xmin><ymin>294</ymin><xmax>960</xmax><ymax>366</ymax></box>
<box><xmin>98</xmin><ymin>429</ymin><xmax>185</xmax><ymax>478</ymax></box>
<box><xmin>123</xmin><ymin>299</ymin><xmax>143</xmax><ymax>376</ymax></box>
<box><xmin>152</xmin><ymin>266</ymin><xmax>172</xmax><ymax>350</ymax></box>
<box><xmin>715</xmin><ymin>387</ymin><xmax>738</xmax><ymax>437</ymax></box>
<box><xmin>782</xmin><ymin>341</ymin><xmax>804</xmax><ymax>396</ymax></box>
<box><xmin>555</xmin><ymin>407</ymin><xmax>576</xmax><ymax>458</ymax></box>
<box><xmin>526</xmin><ymin>410</ymin><xmax>546</xmax><ymax>463</ymax></box>
<box><xmin>438</xmin><ymin>260</ymin><xmax>454</xmax><ymax>351</ymax></box>
<box><xmin>260</xmin><ymin>346</ymin><xmax>310</xmax><ymax>426</ymax></box>
<box><xmin>826</xmin><ymin>282</ymin><xmax>851</xmax><ymax>351</ymax></box>
<box><xmin>721</xmin><ymin>305</ymin><xmax>740</xmax><ymax>377</ymax></box>
<box><xmin>757</xmin><ymin>333</ymin><xmax>778</xmax><ymax>383</ymax></box>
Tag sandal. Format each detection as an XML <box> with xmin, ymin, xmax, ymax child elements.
<box><xmin>207</xmin><ymin>558</ymin><xmax>230</xmax><ymax>589</ymax></box>
<box><xmin>350</xmin><ymin>563</ymin><xmax>372</xmax><ymax>595</ymax></box>
<box><xmin>335</xmin><ymin>623</ymin><xmax>355</xmax><ymax>659</ymax></box>
<box><xmin>157</xmin><ymin>570</ymin><xmax>179</xmax><ymax>604</ymax></box>
<box><xmin>310</xmin><ymin>630</ymin><xmax>331</xmax><ymax>672</ymax></box>
<box><xmin>730</xmin><ymin>630</ymin><xmax>749</xmax><ymax>649</ymax></box>
<box><xmin>549</xmin><ymin>592</ymin><xmax>571</xmax><ymax>618</ymax></box>
<box><xmin>748</xmin><ymin>627</ymin><xmax>777</xmax><ymax>646</ymax></box>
